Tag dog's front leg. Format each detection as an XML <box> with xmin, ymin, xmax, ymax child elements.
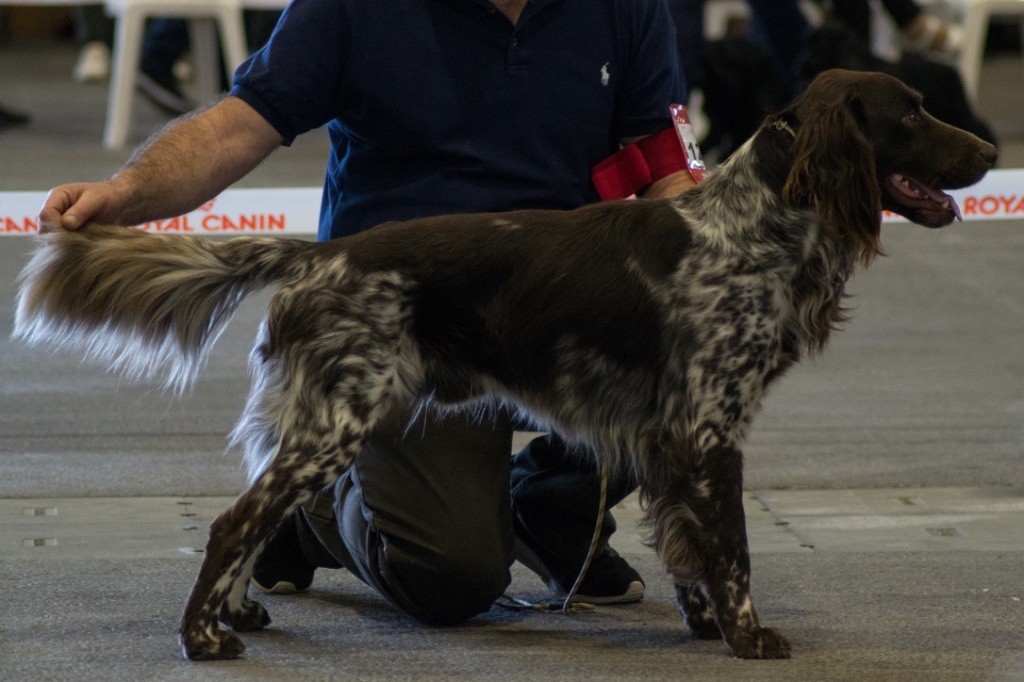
<box><xmin>648</xmin><ymin>442</ymin><xmax>790</xmax><ymax>659</ymax></box>
<box><xmin>695</xmin><ymin>447</ymin><xmax>789</xmax><ymax>659</ymax></box>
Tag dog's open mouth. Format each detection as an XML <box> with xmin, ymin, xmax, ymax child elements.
<box><xmin>885</xmin><ymin>173</ymin><xmax>962</xmax><ymax>225</ymax></box>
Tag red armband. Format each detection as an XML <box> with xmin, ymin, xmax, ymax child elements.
<box><xmin>592</xmin><ymin>104</ymin><xmax>706</xmax><ymax>201</ymax></box>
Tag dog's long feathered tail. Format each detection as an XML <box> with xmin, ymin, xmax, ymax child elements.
<box><xmin>13</xmin><ymin>224</ymin><xmax>315</xmax><ymax>392</ymax></box>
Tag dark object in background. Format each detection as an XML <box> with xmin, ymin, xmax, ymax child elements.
<box><xmin>0</xmin><ymin>102</ymin><xmax>30</xmax><ymax>130</ymax></box>
<box><xmin>799</xmin><ymin>19</ymin><xmax>997</xmax><ymax>148</ymax></box>
<box><xmin>700</xmin><ymin>20</ymin><xmax>997</xmax><ymax>164</ymax></box>
<box><xmin>700</xmin><ymin>35</ymin><xmax>791</xmax><ymax>162</ymax></box>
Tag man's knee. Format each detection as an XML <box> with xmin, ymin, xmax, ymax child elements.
<box><xmin>381</xmin><ymin>549</ymin><xmax>512</xmax><ymax>626</ymax></box>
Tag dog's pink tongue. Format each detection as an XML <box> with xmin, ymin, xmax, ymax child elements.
<box><xmin>899</xmin><ymin>174</ymin><xmax>963</xmax><ymax>221</ymax></box>
<box><xmin>921</xmin><ymin>183</ymin><xmax>962</xmax><ymax>221</ymax></box>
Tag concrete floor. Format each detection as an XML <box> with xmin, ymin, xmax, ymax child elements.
<box><xmin>1</xmin><ymin>40</ymin><xmax>1023</xmax><ymax>681</ymax></box>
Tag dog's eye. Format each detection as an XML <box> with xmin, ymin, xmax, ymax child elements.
<box><xmin>903</xmin><ymin>110</ymin><xmax>919</xmax><ymax>124</ymax></box>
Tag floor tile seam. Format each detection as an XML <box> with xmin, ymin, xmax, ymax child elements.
<box><xmin>0</xmin><ymin>432</ymin><xmax>234</xmax><ymax>440</ymax></box>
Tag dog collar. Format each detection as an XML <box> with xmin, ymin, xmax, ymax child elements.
<box><xmin>770</xmin><ymin>118</ymin><xmax>798</xmax><ymax>139</ymax></box>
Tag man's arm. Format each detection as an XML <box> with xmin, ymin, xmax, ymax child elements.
<box><xmin>640</xmin><ymin>171</ymin><xmax>697</xmax><ymax>199</ymax></box>
<box><xmin>40</xmin><ymin>96</ymin><xmax>284</xmax><ymax>231</ymax></box>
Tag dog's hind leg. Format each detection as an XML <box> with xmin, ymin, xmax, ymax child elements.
<box><xmin>674</xmin><ymin>582</ymin><xmax>721</xmax><ymax>640</ymax></box>
<box><xmin>643</xmin><ymin>452</ymin><xmax>723</xmax><ymax>640</ymax></box>
<box><xmin>178</xmin><ymin>276</ymin><xmax>414</xmax><ymax>660</ymax></box>
<box><xmin>178</xmin><ymin>435</ymin><xmax>366</xmax><ymax>661</ymax></box>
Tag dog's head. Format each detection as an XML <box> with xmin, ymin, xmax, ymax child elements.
<box><xmin>778</xmin><ymin>69</ymin><xmax>996</xmax><ymax>263</ymax></box>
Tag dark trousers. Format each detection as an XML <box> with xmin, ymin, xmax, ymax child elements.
<box><xmin>140</xmin><ymin>19</ymin><xmax>190</xmax><ymax>80</ymax></box>
<box><xmin>298</xmin><ymin>404</ymin><xmax>635</xmax><ymax>625</ymax></box>
<box><xmin>74</xmin><ymin>5</ymin><xmax>114</xmax><ymax>46</ymax></box>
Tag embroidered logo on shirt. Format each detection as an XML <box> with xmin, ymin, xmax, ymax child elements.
<box><xmin>600</xmin><ymin>63</ymin><xmax>611</xmax><ymax>87</ymax></box>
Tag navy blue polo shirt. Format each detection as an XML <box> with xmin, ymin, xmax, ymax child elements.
<box><xmin>230</xmin><ymin>0</ymin><xmax>684</xmax><ymax>241</ymax></box>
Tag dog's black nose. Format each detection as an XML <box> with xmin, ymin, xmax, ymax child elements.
<box><xmin>981</xmin><ymin>143</ymin><xmax>998</xmax><ymax>168</ymax></box>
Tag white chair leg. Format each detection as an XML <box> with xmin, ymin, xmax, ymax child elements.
<box><xmin>102</xmin><ymin>0</ymin><xmax>253</xmax><ymax>147</ymax></box>
<box><xmin>216</xmin><ymin>6</ymin><xmax>249</xmax><ymax>82</ymax></box>
<box><xmin>190</xmin><ymin>18</ymin><xmax>221</xmax><ymax>103</ymax></box>
<box><xmin>104</xmin><ymin>5</ymin><xmax>145</xmax><ymax>150</ymax></box>
<box><xmin>188</xmin><ymin>9</ymin><xmax>247</xmax><ymax>105</ymax></box>
<box><xmin>959</xmin><ymin>2</ymin><xmax>991</xmax><ymax>103</ymax></box>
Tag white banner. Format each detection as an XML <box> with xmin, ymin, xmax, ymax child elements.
<box><xmin>882</xmin><ymin>168</ymin><xmax>1024</xmax><ymax>223</ymax></box>
<box><xmin>3</xmin><ymin>170</ymin><xmax>1024</xmax><ymax>236</ymax></box>
<box><xmin>0</xmin><ymin>188</ymin><xmax>322</xmax><ymax>236</ymax></box>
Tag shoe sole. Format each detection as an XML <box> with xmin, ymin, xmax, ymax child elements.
<box><xmin>555</xmin><ymin>579</ymin><xmax>645</xmax><ymax>605</ymax></box>
<box><xmin>251</xmin><ymin>578</ymin><xmax>306</xmax><ymax>595</ymax></box>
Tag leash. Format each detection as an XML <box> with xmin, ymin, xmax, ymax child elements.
<box><xmin>559</xmin><ymin>454</ymin><xmax>609</xmax><ymax>613</ymax></box>
<box><xmin>496</xmin><ymin>455</ymin><xmax>610</xmax><ymax>615</ymax></box>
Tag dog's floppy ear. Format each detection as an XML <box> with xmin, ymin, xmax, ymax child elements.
<box><xmin>782</xmin><ymin>88</ymin><xmax>882</xmax><ymax>266</ymax></box>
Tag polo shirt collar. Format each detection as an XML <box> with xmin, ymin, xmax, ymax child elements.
<box><xmin>464</xmin><ymin>0</ymin><xmax>559</xmax><ymax>23</ymax></box>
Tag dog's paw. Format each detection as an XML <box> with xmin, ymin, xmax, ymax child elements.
<box><xmin>727</xmin><ymin>626</ymin><xmax>791</xmax><ymax>659</ymax></box>
<box><xmin>180</xmin><ymin>622</ymin><xmax>247</xmax><ymax>661</ymax></box>
<box><xmin>220</xmin><ymin>598</ymin><xmax>271</xmax><ymax>632</ymax></box>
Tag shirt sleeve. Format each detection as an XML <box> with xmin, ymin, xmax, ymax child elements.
<box><xmin>229</xmin><ymin>0</ymin><xmax>350</xmax><ymax>146</ymax></box>
<box><xmin>614</xmin><ymin>0</ymin><xmax>687</xmax><ymax>141</ymax></box>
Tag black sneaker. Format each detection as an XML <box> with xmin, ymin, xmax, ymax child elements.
<box><xmin>515</xmin><ymin>538</ymin><xmax>645</xmax><ymax>605</ymax></box>
<box><xmin>252</xmin><ymin>515</ymin><xmax>316</xmax><ymax>594</ymax></box>
<box><xmin>136</xmin><ymin>69</ymin><xmax>195</xmax><ymax>116</ymax></box>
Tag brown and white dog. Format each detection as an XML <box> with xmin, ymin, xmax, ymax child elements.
<box><xmin>14</xmin><ymin>70</ymin><xmax>995</xmax><ymax>660</ymax></box>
